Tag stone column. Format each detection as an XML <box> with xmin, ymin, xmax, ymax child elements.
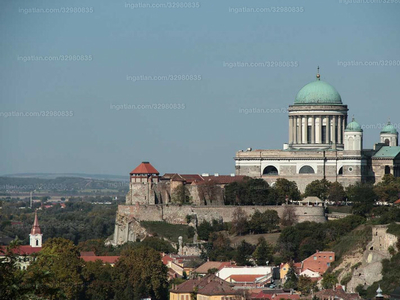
<box><xmin>311</xmin><ymin>116</ymin><xmax>315</xmax><ymax>144</ymax></box>
<box><xmin>289</xmin><ymin>116</ymin><xmax>293</xmax><ymax>144</ymax></box>
<box><xmin>302</xmin><ymin>116</ymin><xmax>307</xmax><ymax>144</ymax></box>
<box><xmin>316</xmin><ymin>116</ymin><xmax>321</xmax><ymax>143</ymax></box>
<box><xmin>338</xmin><ymin>115</ymin><xmax>342</xmax><ymax>144</ymax></box>
<box><xmin>332</xmin><ymin>116</ymin><xmax>337</xmax><ymax>144</ymax></box>
<box><xmin>297</xmin><ymin>116</ymin><xmax>301</xmax><ymax>144</ymax></box>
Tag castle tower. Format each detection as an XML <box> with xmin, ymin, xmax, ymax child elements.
<box><xmin>29</xmin><ymin>210</ymin><xmax>42</xmax><ymax>248</ymax></box>
<box><xmin>380</xmin><ymin>120</ymin><xmax>398</xmax><ymax>146</ymax></box>
<box><xmin>344</xmin><ymin>117</ymin><xmax>363</xmax><ymax>153</ymax></box>
<box><xmin>126</xmin><ymin>162</ymin><xmax>160</xmax><ymax>205</ymax></box>
<box><xmin>287</xmin><ymin>68</ymin><xmax>348</xmax><ymax>150</ymax></box>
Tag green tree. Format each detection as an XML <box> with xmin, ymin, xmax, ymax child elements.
<box><xmin>304</xmin><ymin>179</ymin><xmax>331</xmax><ymax>200</ymax></box>
<box><xmin>249</xmin><ymin>210</ymin><xmax>280</xmax><ymax>234</ymax></box>
<box><xmin>82</xmin><ymin>260</ymin><xmax>114</xmax><ymax>300</ymax></box>
<box><xmin>197</xmin><ymin>220</ymin><xmax>213</xmax><ymax>241</ymax></box>
<box><xmin>374</xmin><ymin>174</ymin><xmax>400</xmax><ymax>203</ymax></box>
<box><xmin>346</xmin><ymin>183</ymin><xmax>376</xmax><ymax>216</ymax></box>
<box><xmin>252</xmin><ymin>237</ymin><xmax>273</xmax><ymax>266</ymax></box>
<box><xmin>113</xmin><ymin>247</ymin><xmax>168</xmax><ymax>300</ymax></box>
<box><xmin>0</xmin><ymin>240</ymin><xmax>26</xmax><ymax>300</ymax></box>
<box><xmin>298</xmin><ymin>275</ymin><xmax>317</xmax><ymax>295</ymax></box>
<box><xmin>321</xmin><ymin>273</ymin><xmax>338</xmax><ymax>289</ymax></box>
<box><xmin>328</xmin><ymin>182</ymin><xmax>346</xmax><ymax>203</ymax></box>
<box><xmin>272</xmin><ymin>178</ymin><xmax>301</xmax><ymax>204</ymax></box>
<box><xmin>25</xmin><ymin>238</ymin><xmax>84</xmax><ymax>300</ymax></box>
<box><xmin>284</xmin><ymin>265</ymin><xmax>298</xmax><ymax>289</ymax></box>
<box><xmin>234</xmin><ymin>240</ymin><xmax>255</xmax><ymax>266</ymax></box>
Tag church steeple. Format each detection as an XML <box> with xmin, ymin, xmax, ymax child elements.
<box><xmin>29</xmin><ymin>210</ymin><xmax>42</xmax><ymax>247</ymax></box>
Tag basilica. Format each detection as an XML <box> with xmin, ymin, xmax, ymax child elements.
<box><xmin>235</xmin><ymin>70</ymin><xmax>400</xmax><ymax>192</ymax></box>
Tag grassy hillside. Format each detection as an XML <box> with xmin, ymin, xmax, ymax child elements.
<box><xmin>331</xmin><ymin>224</ymin><xmax>372</xmax><ymax>262</ymax></box>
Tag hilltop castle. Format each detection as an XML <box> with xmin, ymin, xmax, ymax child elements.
<box><xmin>235</xmin><ymin>70</ymin><xmax>400</xmax><ymax>192</ymax></box>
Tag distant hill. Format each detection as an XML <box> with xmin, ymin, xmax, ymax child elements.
<box><xmin>0</xmin><ymin>175</ymin><xmax>129</xmax><ymax>193</ymax></box>
<box><xmin>2</xmin><ymin>173</ymin><xmax>128</xmax><ymax>181</ymax></box>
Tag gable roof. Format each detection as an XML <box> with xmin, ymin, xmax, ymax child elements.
<box><xmin>170</xmin><ymin>274</ymin><xmax>238</xmax><ymax>296</ymax></box>
<box><xmin>1</xmin><ymin>245</ymin><xmax>42</xmax><ymax>256</ymax></box>
<box><xmin>373</xmin><ymin>146</ymin><xmax>400</xmax><ymax>159</ymax></box>
<box><xmin>130</xmin><ymin>162</ymin><xmax>159</xmax><ymax>175</ymax></box>
<box><xmin>194</xmin><ymin>261</ymin><xmax>233</xmax><ymax>274</ymax></box>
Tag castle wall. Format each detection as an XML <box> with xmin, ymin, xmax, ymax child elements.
<box><xmin>112</xmin><ymin>204</ymin><xmax>326</xmax><ymax>245</ymax></box>
<box><xmin>117</xmin><ymin>204</ymin><xmax>326</xmax><ymax>224</ymax></box>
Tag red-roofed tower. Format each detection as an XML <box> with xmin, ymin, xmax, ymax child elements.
<box><xmin>126</xmin><ymin>162</ymin><xmax>160</xmax><ymax>205</ymax></box>
<box><xmin>29</xmin><ymin>210</ymin><xmax>42</xmax><ymax>248</ymax></box>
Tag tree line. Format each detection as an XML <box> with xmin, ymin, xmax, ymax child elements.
<box><xmin>0</xmin><ymin>238</ymin><xmax>169</xmax><ymax>300</ymax></box>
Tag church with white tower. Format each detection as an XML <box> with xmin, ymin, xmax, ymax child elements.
<box><xmin>235</xmin><ymin>70</ymin><xmax>400</xmax><ymax>192</ymax></box>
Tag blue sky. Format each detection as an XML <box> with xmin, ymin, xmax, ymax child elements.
<box><xmin>1</xmin><ymin>0</ymin><xmax>400</xmax><ymax>176</ymax></box>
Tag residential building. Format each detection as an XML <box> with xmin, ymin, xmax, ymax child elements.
<box><xmin>170</xmin><ymin>274</ymin><xmax>244</xmax><ymax>300</ymax></box>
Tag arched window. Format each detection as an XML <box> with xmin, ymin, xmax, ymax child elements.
<box><xmin>299</xmin><ymin>165</ymin><xmax>315</xmax><ymax>174</ymax></box>
<box><xmin>338</xmin><ymin>167</ymin><xmax>343</xmax><ymax>175</ymax></box>
<box><xmin>384</xmin><ymin>139</ymin><xmax>390</xmax><ymax>146</ymax></box>
<box><xmin>385</xmin><ymin>166</ymin><xmax>391</xmax><ymax>175</ymax></box>
<box><xmin>263</xmin><ymin>166</ymin><xmax>278</xmax><ymax>175</ymax></box>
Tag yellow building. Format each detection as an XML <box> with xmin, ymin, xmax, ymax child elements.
<box><xmin>170</xmin><ymin>274</ymin><xmax>244</xmax><ymax>300</ymax></box>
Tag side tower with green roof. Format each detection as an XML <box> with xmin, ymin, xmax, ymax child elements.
<box><xmin>380</xmin><ymin>120</ymin><xmax>398</xmax><ymax>146</ymax></box>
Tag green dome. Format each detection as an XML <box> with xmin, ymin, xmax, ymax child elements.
<box><xmin>345</xmin><ymin>118</ymin><xmax>363</xmax><ymax>132</ymax></box>
<box><xmin>381</xmin><ymin>121</ymin><xmax>398</xmax><ymax>134</ymax></box>
<box><xmin>295</xmin><ymin>78</ymin><xmax>342</xmax><ymax>105</ymax></box>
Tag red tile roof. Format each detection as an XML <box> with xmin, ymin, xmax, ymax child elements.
<box><xmin>162</xmin><ymin>254</ymin><xmax>174</xmax><ymax>265</ymax></box>
<box><xmin>130</xmin><ymin>162</ymin><xmax>159</xmax><ymax>175</ymax></box>
<box><xmin>301</xmin><ymin>251</ymin><xmax>335</xmax><ymax>275</ymax></box>
<box><xmin>394</xmin><ymin>199</ymin><xmax>400</xmax><ymax>204</ymax></box>
<box><xmin>81</xmin><ymin>256</ymin><xmax>119</xmax><ymax>264</ymax></box>
<box><xmin>315</xmin><ymin>288</ymin><xmax>361</xmax><ymax>300</ymax></box>
<box><xmin>171</xmin><ymin>274</ymin><xmax>239</xmax><ymax>296</ymax></box>
<box><xmin>1</xmin><ymin>245</ymin><xmax>42</xmax><ymax>256</ymax></box>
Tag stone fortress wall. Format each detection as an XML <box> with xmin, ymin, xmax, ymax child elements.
<box><xmin>118</xmin><ymin>204</ymin><xmax>325</xmax><ymax>224</ymax></box>
<box><xmin>111</xmin><ymin>204</ymin><xmax>326</xmax><ymax>245</ymax></box>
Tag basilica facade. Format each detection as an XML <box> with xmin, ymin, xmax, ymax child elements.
<box><xmin>235</xmin><ymin>71</ymin><xmax>400</xmax><ymax>192</ymax></box>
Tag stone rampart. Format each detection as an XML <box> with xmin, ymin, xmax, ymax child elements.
<box><xmin>117</xmin><ymin>204</ymin><xmax>326</xmax><ymax>224</ymax></box>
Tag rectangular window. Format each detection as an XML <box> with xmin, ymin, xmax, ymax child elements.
<box><xmin>335</xmin><ymin>125</ymin><xmax>338</xmax><ymax>144</ymax></box>
<box><xmin>329</xmin><ymin>256</ymin><xmax>332</xmax><ymax>260</ymax></box>
<box><xmin>322</xmin><ymin>126</ymin><xmax>326</xmax><ymax>143</ymax></box>
<box><xmin>314</xmin><ymin>256</ymin><xmax>317</xmax><ymax>260</ymax></box>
